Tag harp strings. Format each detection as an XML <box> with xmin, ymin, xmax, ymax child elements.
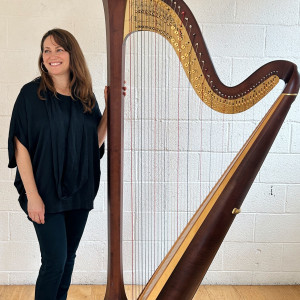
<box><xmin>127</xmin><ymin>1</ymin><xmax>185</xmax><ymax>295</ymax></box>
<box><xmin>124</xmin><ymin>0</ymin><xmax>276</xmax><ymax>298</ymax></box>
<box><xmin>126</xmin><ymin>0</ymin><xmax>206</xmax><ymax>295</ymax></box>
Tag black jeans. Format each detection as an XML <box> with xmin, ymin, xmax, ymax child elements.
<box><xmin>32</xmin><ymin>209</ymin><xmax>89</xmax><ymax>300</ymax></box>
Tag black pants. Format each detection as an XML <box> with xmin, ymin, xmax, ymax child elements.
<box><xmin>32</xmin><ymin>209</ymin><xmax>89</xmax><ymax>300</ymax></box>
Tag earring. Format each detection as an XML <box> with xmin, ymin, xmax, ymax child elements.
<box><xmin>41</xmin><ymin>62</ymin><xmax>48</xmax><ymax>73</ymax></box>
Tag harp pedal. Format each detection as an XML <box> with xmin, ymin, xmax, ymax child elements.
<box><xmin>232</xmin><ymin>208</ymin><xmax>241</xmax><ymax>215</ymax></box>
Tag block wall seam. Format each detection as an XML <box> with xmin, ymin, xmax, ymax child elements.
<box><xmin>233</xmin><ymin>0</ymin><xmax>237</xmax><ymax>22</ymax></box>
<box><xmin>298</xmin><ymin>1</ymin><xmax>300</xmax><ymax>25</ymax></box>
<box><xmin>263</xmin><ymin>26</ymin><xmax>267</xmax><ymax>57</ymax></box>
<box><xmin>8</xmin><ymin>212</ymin><xmax>10</xmax><ymax>241</ymax></box>
<box><xmin>288</xmin><ymin>124</ymin><xmax>292</xmax><ymax>153</ymax></box>
<box><xmin>5</xmin><ymin>17</ymin><xmax>8</xmax><ymax>50</ymax></box>
<box><xmin>252</xmin><ymin>213</ymin><xmax>256</xmax><ymax>242</ymax></box>
<box><xmin>283</xmin><ymin>185</ymin><xmax>287</xmax><ymax>213</ymax></box>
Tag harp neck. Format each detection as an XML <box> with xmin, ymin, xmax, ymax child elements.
<box><xmin>123</xmin><ymin>0</ymin><xmax>299</xmax><ymax>113</ymax></box>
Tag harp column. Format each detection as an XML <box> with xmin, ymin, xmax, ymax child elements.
<box><xmin>103</xmin><ymin>0</ymin><xmax>127</xmax><ymax>299</ymax></box>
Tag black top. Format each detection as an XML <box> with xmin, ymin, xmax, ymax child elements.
<box><xmin>8</xmin><ymin>78</ymin><xmax>104</xmax><ymax>216</ymax></box>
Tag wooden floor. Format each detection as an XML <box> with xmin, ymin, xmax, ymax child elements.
<box><xmin>1</xmin><ymin>285</ymin><xmax>300</xmax><ymax>299</ymax></box>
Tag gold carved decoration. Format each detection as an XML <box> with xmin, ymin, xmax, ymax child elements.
<box><xmin>124</xmin><ymin>0</ymin><xmax>280</xmax><ymax>114</ymax></box>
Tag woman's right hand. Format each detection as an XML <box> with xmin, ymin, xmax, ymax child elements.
<box><xmin>27</xmin><ymin>192</ymin><xmax>45</xmax><ymax>224</ymax></box>
<box><xmin>104</xmin><ymin>86</ymin><xmax>109</xmax><ymax>107</ymax></box>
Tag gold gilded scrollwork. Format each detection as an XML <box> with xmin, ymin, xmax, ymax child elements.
<box><xmin>124</xmin><ymin>0</ymin><xmax>279</xmax><ymax>114</ymax></box>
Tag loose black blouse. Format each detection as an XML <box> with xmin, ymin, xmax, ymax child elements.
<box><xmin>8</xmin><ymin>78</ymin><xmax>104</xmax><ymax>217</ymax></box>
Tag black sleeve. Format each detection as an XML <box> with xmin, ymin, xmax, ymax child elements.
<box><xmin>94</xmin><ymin>100</ymin><xmax>105</xmax><ymax>160</ymax></box>
<box><xmin>8</xmin><ymin>89</ymin><xmax>29</xmax><ymax>168</ymax></box>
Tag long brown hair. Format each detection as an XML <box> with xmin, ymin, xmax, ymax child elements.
<box><xmin>38</xmin><ymin>28</ymin><xmax>95</xmax><ymax>113</ymax></box>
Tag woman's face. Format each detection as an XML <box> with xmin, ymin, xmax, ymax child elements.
<box><xmin>42</xmin><ymin>35</ymin><xmax>70</xmax><ymax>77</ymax></box>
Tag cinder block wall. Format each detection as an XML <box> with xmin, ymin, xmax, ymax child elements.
<box><xmin>0</xmin><ymin>0</ymin><xmax>299</xmax><ymax>286</ymax></box>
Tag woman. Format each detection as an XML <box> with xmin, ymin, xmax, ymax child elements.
<box><xmin>8</xmin><ymin>28</ymin><xmax>107</xmax><ymax>300</ymax></box>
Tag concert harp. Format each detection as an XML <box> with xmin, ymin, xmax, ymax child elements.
<box><xmin>102</xmin><ymin>0</ymin><xmax>299</xmax><ymax>299</ymax></box>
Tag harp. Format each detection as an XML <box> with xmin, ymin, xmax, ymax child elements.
<box><xmin>102</xmin><ymin>0</ymin><xmax>299</xmax><ymax>299</ymax></box>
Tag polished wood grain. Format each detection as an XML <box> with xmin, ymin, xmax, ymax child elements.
<box><xmin>1</xmin><ymin>285</ymin><xmax>300</xmax><ymax>300</ymax></box>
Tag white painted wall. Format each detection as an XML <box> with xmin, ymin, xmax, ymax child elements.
<box><xmin>0</xmin><ymin>0</ymin><xmax>299</xmax><ymax>286</ymax></box>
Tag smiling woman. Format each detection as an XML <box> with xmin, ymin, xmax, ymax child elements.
<box><xmin>7</xmin><ymin>28</ymin><xmax>107</xmax><ymax>300</ymax></box>
<box><xmin>42</xmin><ymin>36</ymin><xmax>71</xmax><ymax>83</ymax></box>
<box><xmin>37</xmin><ymin>29</ymin><xmax>100</xmax><ymax>114</ymax></box>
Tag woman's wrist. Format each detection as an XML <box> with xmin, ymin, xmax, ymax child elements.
<box><xmin>25</xmin><ymin>189</ymin><xmax>39</xmax><ymax>198</ymax></box>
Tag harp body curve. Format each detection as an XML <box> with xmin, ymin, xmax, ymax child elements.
<box><xmin>102</xmin><ymin>0</ymin><xmax>300</xmax><ymax>299</ymax></box>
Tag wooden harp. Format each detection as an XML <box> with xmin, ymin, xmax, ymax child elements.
<box><xmin>102</xmin><ymin>0</ymin><xmax>299</xmax><ymax>299</ymax></box>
